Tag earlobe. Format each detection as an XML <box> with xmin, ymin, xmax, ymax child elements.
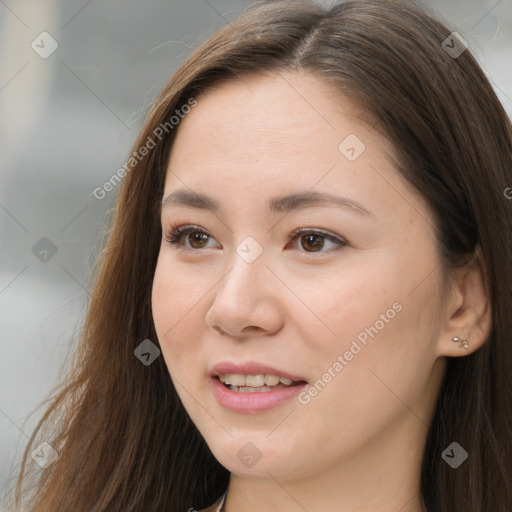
<box><xmin>437</xmin><ymin>245</ymin><xmax>492</xmax><ymax>358</ymax></box>
<box><xmin>452</xmin><ymin>336</ymin><xmax>469</xmax><ymax>350</ymax></box>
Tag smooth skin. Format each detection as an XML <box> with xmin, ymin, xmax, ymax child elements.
<box><xmin>151</xmin><ymin>71</ymin><xmax>491</xmax><ymax>512</ymax></box>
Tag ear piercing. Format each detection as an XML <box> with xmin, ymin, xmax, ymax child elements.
<box><xmin>452</xmin><ymin>336</ymin><xmax>469</xmax><ymax>349</ymax></box>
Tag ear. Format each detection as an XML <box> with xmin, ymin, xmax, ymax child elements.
<box><xmin>436</xmin><ymin>244</ymin><xmax>492</xmax><ymax>357</ymax></box>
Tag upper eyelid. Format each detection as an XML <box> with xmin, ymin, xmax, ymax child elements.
<box><xmin>165</xmin><ymin>224</ymin><xmax>343</xmax><ymax>240</ymax></box>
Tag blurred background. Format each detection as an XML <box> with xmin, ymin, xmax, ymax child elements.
<box><xmin>0</xmin><ymin>0</ymin><xmax>511</xmax><ymax>505</ymax></box>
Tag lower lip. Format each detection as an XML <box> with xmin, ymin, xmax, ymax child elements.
<box><xmin>211</xmin><ymin>377</ymin><xmax>307</xmax><ymax>413</ymax></box>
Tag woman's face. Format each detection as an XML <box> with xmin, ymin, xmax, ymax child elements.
<box><xmin>152</xmin><ymin>71</ymin><xmax>448</xmax><ymax>481</ymax></box>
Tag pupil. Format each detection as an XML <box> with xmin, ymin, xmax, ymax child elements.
<box><xmin>303</xmin><ymin>234</ymin><xmax>323</xmax><ymax>252</ymax></box>
<box><xmin>190</xmin><ymin>233</ymin><xmax>208</xmax><ymax>248</ymax></box>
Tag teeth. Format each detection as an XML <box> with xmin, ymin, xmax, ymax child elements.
<box><xmin>245</xmin><ymin>374</ymin><xmax>266</xmax><ymax>387</ymax></box>
<box><xmin>264</xmin><ymin>374</ymin><xmax>280</xmax><ymax>386</ymax></box>
<box><xmin>229</xmin><ymin>385</ymin><xmax>272</xmax><ymax>392</ymax></box>
<box><xmin>227</xmin><ymin>374</ymin><xmax>246</xmax><ymax>386</ymax></box>
<box><xmin>219</xmin><ymin>373</ymin><xmax>296</xmax><ymax>387</ymax></box>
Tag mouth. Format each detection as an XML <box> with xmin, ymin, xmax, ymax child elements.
<box><xmin>209</xmin><ymin>362</ymin><xmax>308</xmax><ymax>412</ymax></box>
<box><xmin>215</xmin><ymin>373</ymin><xmax>306</xmax><ymax>393</ymax></box>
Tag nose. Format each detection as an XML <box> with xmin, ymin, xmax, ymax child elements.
<box><xmin>205</xmin><ymin>249</ymin><xmax>284</xmax><ymax>338</ymax></box>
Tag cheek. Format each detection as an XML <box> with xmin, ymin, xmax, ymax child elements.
<box><xmin>297</xmin><ymin>259</ymin><xmax>402</xmax><ymax>357</ymax></box>
<box><xmin>301</xmin><ymin>252</ymin><xmax>440</xmax><ymax>400</ymax></box>
<box><xmin>151</xmin><ymin>255</ymin><xmax>208</xmax><ymax>368</ymax></box>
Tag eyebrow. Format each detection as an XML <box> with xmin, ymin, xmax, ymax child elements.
<box><xmin>160</xmin><ymin>188</ymin><xmax>375</xmax><ymax>219</ymax></box>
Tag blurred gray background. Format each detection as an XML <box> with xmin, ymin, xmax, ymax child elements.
<box><xmin>0</xmin><ymin>0</ymin><xmax>511</xmax><ymax>505</ymax></box>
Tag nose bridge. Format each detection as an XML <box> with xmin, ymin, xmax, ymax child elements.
<box><xmin>220</xmin><ymin>241</ymin><xmax>269</xmax><ymax>301</ymax></box>
<box><xmin>206</xmin><ymin>240</ymin><xmax>282</xmax><ymax>335</ymax></box>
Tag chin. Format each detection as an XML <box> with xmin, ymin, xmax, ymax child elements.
<box><xmin>207</xmin><ymin>436</ymin><xmax>312</xmax><ymax>481</ymax></box>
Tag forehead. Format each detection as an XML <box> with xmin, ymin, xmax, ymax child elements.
<box><xmin>176</xmin><ymin>72</ymin><xmax>365</xmax><ymax>149</ymax></box>
<box><xmin>166</xmin><ymin>72</ymin><xmax>384</xmax><ymax>180</ymax></box>
<box><xmin>162</xmin><ymin>71</ymin><xmax>431</xmax><ymax>227</ymax></box>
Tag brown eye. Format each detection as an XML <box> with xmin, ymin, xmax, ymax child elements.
<box><xmin>187</xmin><ymin>232</ymin><xmax>209</xmax><ymax>249</ymax></box>
<box><xmin>289</xmin><ymin>228</ymin><xmax>346</xmax><ymax>254</ymax></box>
<box><xmin>164</xmin><ymin>225</ymin><xmax>219</xmax><ymax>251</ymax></box>
<box><xmin>300</xmin><ymin>234</ymin><xmax>325</xmax><ymax>252</ymax></box>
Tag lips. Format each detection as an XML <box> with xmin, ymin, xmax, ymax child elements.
<box><xmin>208</xmin><ymin>361</ymin><xmax>308</xmax><ymax>412</ymax></box>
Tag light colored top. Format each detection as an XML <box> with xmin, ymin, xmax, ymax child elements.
<box><xmin>216</xmin><ymin>489</ymin><xmax>228</xmax><ymax>512</ymax></box>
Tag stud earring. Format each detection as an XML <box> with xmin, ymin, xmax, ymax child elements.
<box><xmin>452</xmin><ymin>336</ymin><xmax>469</xmax><ymax>349</ymax></box>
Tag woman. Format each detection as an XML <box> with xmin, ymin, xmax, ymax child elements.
<box><xmin>8</xmin><ymin>1</ymin><xmax>512</xmax><ymax>511</ymax></box>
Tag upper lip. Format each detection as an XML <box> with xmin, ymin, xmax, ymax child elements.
<box><xmin>210</xmin><ymin>361</ymin><xmax>307</xmax><ymax>382</ymax></box>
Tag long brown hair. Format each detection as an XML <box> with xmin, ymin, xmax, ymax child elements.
<box><xmin>7</xmin><ymin>1</ymin><xmax>512</xmax><ymax>510</ymax></box>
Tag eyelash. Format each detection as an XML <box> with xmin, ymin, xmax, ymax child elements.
<box><xmin>163</xmin><ymin>224</ymin><xmax>346</xmax><ymax>254</ymax></box>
